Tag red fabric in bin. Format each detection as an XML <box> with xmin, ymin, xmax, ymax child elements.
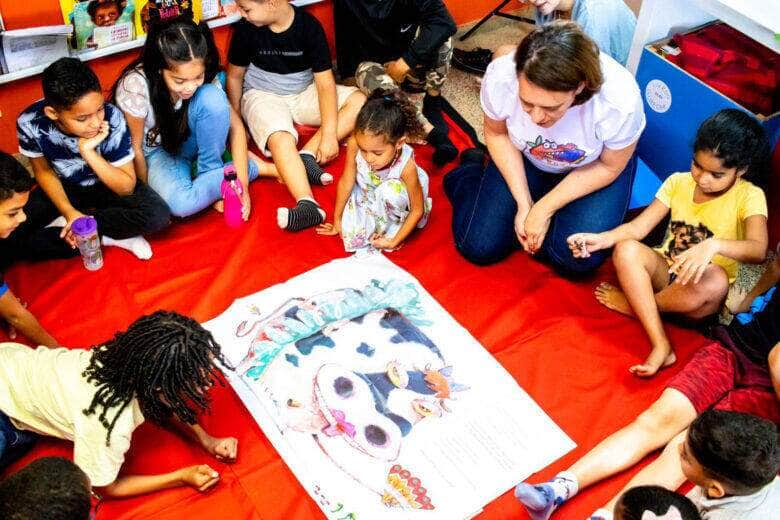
<box><xmin>1</xmin><ymin>117</ymin><xmax>710</xmax><ymax>519</ymax></box>
<box><xmin>669</xmin><ymin>23</ymin><xmax>780</xmax><ymax>115</ymax></box>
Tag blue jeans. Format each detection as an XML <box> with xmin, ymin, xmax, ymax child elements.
<box><xmin>0</xmin><ymin>411</ymin><xmax>37</xmax><ymax>470</ymax></box>
<box><xmin>146</xmin><ymin>84</ymin><xmax>259</xmax><ymax>217</ymax></box>
<box><xmin>444</xmin><ymin>154</ymin><xmax>637</xmax><ymax>277</ymax></box>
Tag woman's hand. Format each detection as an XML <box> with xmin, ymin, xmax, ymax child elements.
<box><xmin>316</xmin><ymin>221</ymin><xmax>341</xmax><ymax>236</ymax></box>
<box><xmin>669</xmin><ymin>238</ymin><xmax>719</xmax><ymax>285</ymax></box>
<box><xmin>523</xmin><ymin>203</ymin><xmax>553</xmax><ymax>254</ymax></box>
<box><xmin>514</xmin><ymin>205</ymin><xmax>531</xmax><ymax>250</ymax></box>
<box><xmin>567</xmin><ymin>232</ymin><xmax>614</xmax><ymax>258</ymax></box>
<box><xmin>179</xmin><ymin>465</ymin><xmax>220</xmax><ymax>492</ymax></box>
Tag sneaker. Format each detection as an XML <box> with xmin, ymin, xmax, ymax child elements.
<box><xmin>452</xmin><ymin>47</ymin><xmax>493</xmax><ymax>75</ymax></box>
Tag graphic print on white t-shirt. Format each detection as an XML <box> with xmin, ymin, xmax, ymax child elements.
<box><xmin>480</xmin><ymin>52</ymin><xmax>646</xmax><ymax>174</ymax></box>
<box><xmin>526</xmin><ymin>135</ymin><xmax>587</xmax><ymax>168</ymax></box>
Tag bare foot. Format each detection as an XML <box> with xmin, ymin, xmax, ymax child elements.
<box><xmin>250</xmin><ymin>151</ymin><xmax>282</xmax><ymax>182</ymax></box>
<box><xmin>212</xmin><ymin>200</ymin><xmax>224</xmax><ymax>213</ymax></box>
<box><xmin>629</xmin><ymin>349</ymin><xmax>676</xmax><ymax>378</ymax></box>
<box><xmin>594</xmin><ymin>282</ymin><xmax>634</xmax><ymax>317</ymax></box>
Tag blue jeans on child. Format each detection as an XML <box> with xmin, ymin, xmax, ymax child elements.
<box><xmin>444</xmin><ymin>154</ymin><xmax>637</xmax><ymax>277</ymax></box>
<box><xmin>0</xmin><ymin>411</ymin><xmax>37</xmax><ymax>470</ymax></box>
<box><xmin>146</xmin><ymin>84</ymin><xmax>259</xmax><ymax>218</ymax></box>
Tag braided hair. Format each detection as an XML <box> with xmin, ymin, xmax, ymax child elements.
<box><xmin>355</xmin><ymin>89</ymin><xmax>426</xmax><ymax>143</ymax></box>
<box><xmin>82</xmin><ymin>310</ymin><xmax>231</xmax><ymax>446</ymax></box>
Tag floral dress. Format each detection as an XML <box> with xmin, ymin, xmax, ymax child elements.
<box><xmin>341</xmin><ymin>144</ymin><xmax>432</xmax><ymax>252</ymax></box>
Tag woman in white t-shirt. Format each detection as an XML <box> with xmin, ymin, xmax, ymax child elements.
<box><xmin>444</xmin><ymin>21</ymin><xmax>645</xmax><ymax>276</ymax></box>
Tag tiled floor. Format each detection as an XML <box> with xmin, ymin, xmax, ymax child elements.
<box><xmin>442</xmin><ymin>12</ymin><xmax>535</xmax><ymax>140</ymax></box>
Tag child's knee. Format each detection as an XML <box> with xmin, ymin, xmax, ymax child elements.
<box><xmin>612</xmin><ymin>239</ymin><xmax>643</xmax><ymax>264</ymax></box>
<box><xmin>191</xmin><ymin>84</ymin><xmax>229</xmax><ymax>115</ymax></box>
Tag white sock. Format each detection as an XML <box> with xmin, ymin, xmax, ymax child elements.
<box><xmin>102</xmin><ymin>235</ymin><xmax>153</xmax><ymax>260</ymax></box>
<box><xmin>45</xmin><ymin>216</ymin><xmax>66</xmax><ymax>228</ymax></box>
<box><xmin>588</xmin><ymin>508</ymin><xmax>613</xmax><ymax>520</ymax></box>
<box><xmin>549</xmin><ymin>471</ymin><xmax>579</xmax><ymax>502</ymax></box>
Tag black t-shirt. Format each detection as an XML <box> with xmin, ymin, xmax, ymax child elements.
<box><xmin>227</xmin><ymin>8</ymin><xmax>332</xmax><ymax>75</ymax></box>
<box><xmin>726</xmin><ymin>282</ymin><xmax>780</xmax><ymax>366</ymax></box>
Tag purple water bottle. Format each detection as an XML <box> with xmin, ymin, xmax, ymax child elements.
<box><xmin>221</xmin><ymin>163</ymin><xmax>244</xmax><ymax>228</ymax></box>
<box><xmin>71</xmin><ymin>216</ymin><xmax>103</xmax><ymax>271</ymax></box>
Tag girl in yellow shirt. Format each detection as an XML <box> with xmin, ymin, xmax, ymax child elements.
<box><xmin>568</xmin><ymin>109</ymin><xmax>770</xmax><ymax>377</ymax></box>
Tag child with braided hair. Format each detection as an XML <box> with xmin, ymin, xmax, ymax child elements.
<box><xmin>317</xmin><ymin>89</ymin><xmax>432</xmax><ymax>252</ymax></box>
<box><xmin>0</xmin><ymin>311</ymin><xmax>238</xmax><ymax>499</ymax></box>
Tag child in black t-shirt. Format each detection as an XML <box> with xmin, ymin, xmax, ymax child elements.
<box><xmin>226</xmin><ymin>0</ymin><xmax>366</xmax><ymax>232</ymax></box>
<box><xmin>0</xmin><ymin>153</ymin><xmax>58</xmax><ymax>347</ymax></box>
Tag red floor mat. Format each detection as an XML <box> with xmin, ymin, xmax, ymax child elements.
<box><xmin>2</xmin><ymin>119</ymin><xmax>708</xmax><ymax>519</ymax></box>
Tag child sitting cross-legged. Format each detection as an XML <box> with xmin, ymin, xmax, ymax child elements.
<box><xmin>0</xmin><ymin>311</ymin><xmax>238</xmax><ymax>499</ymax></box>
<box><xmin>317</xmin><ymin>89</ymin><xmax>432</xmax><ymax>252</ymax></box>
<box><xmin>226</xmin><ymin>0</ymin><xmax>366</xmax><ymax>231</ymax></box>
<box><xmin>16</xmin><ymin>58</ymin><xmax>170</xmax><ymax>261</ymax></box>
<box><xmin>567</xmin><ymin>109</ymin><xmax>770</xmax><ymax>377</ymax></box>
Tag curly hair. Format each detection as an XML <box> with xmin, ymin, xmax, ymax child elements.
<box><xmin>87</xmin><ymin>0</ymin><xmax>124</xmax><ymax>22</ymax></box>
<box><xmin>355</xmin><ymin>89</ymin><xmax>426</xmax><ymax>142</ymax></box>
<box><xmin>42</xmin><ymin>58</ymin><xmax>102</xmax><ymax>111</ymax></box>
<box><xmin>82</xmin><ymin>310</ymin><xmax>232</xmax><ymax>446</ymax></box>
<box><xmin>0</xmin><ymin>152</ymin><xmax>34</xmax><ymax>202</ymax></box>
<box><xmin>515</xmin><ymin>20</ymin><xmax>603</xmax><ymax>106</ymax></box>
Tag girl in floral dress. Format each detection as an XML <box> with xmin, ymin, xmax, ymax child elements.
<box><xmin>317</xmin><ymin>90</ymin><xmax>432</xmax><ymax>252</ymax></box>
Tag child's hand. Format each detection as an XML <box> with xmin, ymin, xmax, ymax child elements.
<box><xmin>371</xmin><ymin>233</ymin><xmax>401</xmax><ymax>251</ymax></box>
<box><xmin>240</xmin><ymin>191</ymin><xmax>251</xmax><ymax>221</ymax></box>
<box><xmin>316</xmin><ymin>135</ymin><xmax>339</xmax><ymax>165</ymax></box>
<box><xmin>384</xmin><ymin>59</ymin><xmax>410</xmax><ymax>84</ymax></box>
<box><xmin>203</xmin><ymin>436</ymin><xmax>239</xmax><ymax>463</ymax></box>
<box><xmin>316</xmin><ymin>221</ymin><xmax>341</xmax><ymax>236</ymax></box>
<box><xmin>567</xmin><ymin>232</ymin><xmax>613</xmax><ymax>258</ymax></box>
<box><xmin>669</xmin><ymin>238</ymin><xmax>718</xmax><ymax>285</ymax></box>
<box><xmin>179</xmin><ymin>464</ymin><xmax>220</xmax><ymax>492</ymax></box>
<box><xmin>78</xmin><ymin>121</ymin><xmax>110</xmax><ymax>152</ymax></box>
<box><xmin>60</xmin><ymin>210</ymin><xmax>88</xmax><ymax>248</ymax></box>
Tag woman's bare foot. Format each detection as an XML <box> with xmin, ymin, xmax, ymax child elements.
<box><xmin>629</xmin><ymin>348</ymin><xmax>676</xmax><ymax>378</ymax></box>
<box><xmin>595</xmin><ymin>282</ymin><xmax>634</xmax><ymax>317</ymax></box>
<box><xmin>212</xmin><ymin>200</ymin><xmax>224</xmax><ymax>213</ymax></box>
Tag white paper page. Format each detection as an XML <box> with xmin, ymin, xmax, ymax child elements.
<box><xmin>206</xmin><ymin>254</ymin><xmax>575</xmax><ymax>519</ymax></box>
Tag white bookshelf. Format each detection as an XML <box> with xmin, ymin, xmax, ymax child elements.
<box><xmin>0</xmin><ymin>0</ymin><xmax>324</xmax><ymax>85</ymax></box>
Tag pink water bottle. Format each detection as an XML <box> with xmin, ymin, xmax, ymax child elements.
<box><xmin>221</xmin><ymin>163</ymin><xmax>244</xmax><ymax>228</ymax></box>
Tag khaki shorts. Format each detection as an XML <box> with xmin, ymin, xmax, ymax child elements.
<box><xmin>241</xmin><ymin>82</ymin><xmax>358</xmax><ymax>156</ymax></box>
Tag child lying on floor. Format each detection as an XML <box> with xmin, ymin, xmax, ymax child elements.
<box><xmin>317</xmin><ymin>89</ymin><xmax>432</xmax><ymax>252</ymax></box>
<box><xmin>568</xmin><ymin>109</ymin><xmax>770</xmax><ymax>377</ymax></box>
<box><xmin>0</xmin><ymin>311</ymin><xmax>238</xmax><ymax>499</ymax></box>
<box><xmin>514</xmin><ymin>258</ymin><xmax>780</xmax><ymax>519</ymax></box>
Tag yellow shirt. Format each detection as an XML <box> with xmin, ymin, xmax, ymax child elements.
<box><xmin>0</xmin><ymin>343</ymin><xmax>145</xmax><ymax>486</ymax></box>
<box><xmin>654</xmin><ymin>173</ymin><xmax>767</xmax><ymax>283</ymax></box>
